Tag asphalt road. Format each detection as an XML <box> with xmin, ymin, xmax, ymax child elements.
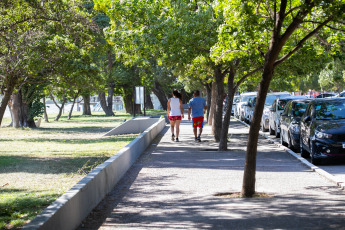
<box><xmin>263</xmin><ymin>130</ymin><xmax>345</xmax><ymax>187</ymax></box>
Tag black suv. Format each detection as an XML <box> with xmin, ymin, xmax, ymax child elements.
<box><xmin>280</xmin><ymin>98</ymin><xmax>313</xmax><ymax>151</ymax></box>
<box><xmin>300</xmin><ymin>98</ymin><xmax>345</xmax><ymax>164</ymax></box>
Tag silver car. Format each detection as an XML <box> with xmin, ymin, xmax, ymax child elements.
<box><xmin>269</xmin><ymin>96</ymin><xmax>308</xmax><ymax>137</ymax></box>
<box><xmin>261</xmin><ymin>92</ymin><xmax>291</xmax><ymax>131</ymax></box>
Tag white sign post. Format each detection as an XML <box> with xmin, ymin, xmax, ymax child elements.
<box><xmin>134</xmin><ymin>86</ymin><xmax>146</xmax><ymax>117</ymax></box>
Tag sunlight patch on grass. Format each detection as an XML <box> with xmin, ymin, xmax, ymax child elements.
<box><xmin>0</xmin><ymin>110</ymin><xmax>167</xmax><ymax>229</ymax></box>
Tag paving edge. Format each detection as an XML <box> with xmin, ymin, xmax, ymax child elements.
<box><xmin>22</xmin><ymin>118</ymin><xmax>166</xmax><ymax>230</ymax></box>
<box><xmin>235</xmin><ymin>118</ymin><xmax>345</xmax><ymax>190</ymax></box>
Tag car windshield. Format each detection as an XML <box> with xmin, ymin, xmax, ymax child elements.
<box><xmin>265</xmin><ymin>95</ymin><xmax>277</xmax><ymax>106</ymax></box>
<box><xmin>293</xmin><ymin>102</ymin><xmax>309</xmax><ymax>117</ymax></box>
<box><xmin>264</xmin><ymin>94</ymin><xmax>289</xmax><ymax>106</ymax></box>
<box><xmin>241</xmin><ymin>95</ymin><xmax>254</xmax><ymax>103</ymax></box>
<box><xmin>315</xmin><ymin>101</ymin><xmax>345</xmax><ymax>120</ymax></box>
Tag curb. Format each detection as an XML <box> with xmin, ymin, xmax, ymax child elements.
<box><xmin>23</xmin><ymin>118</ymin><xmax>166</xmax><ymax>230</ymax></box>
<box><xmin>235</xmin><ymin>118</ymin><xmax>345</xmax><ymax>190</ymax></box>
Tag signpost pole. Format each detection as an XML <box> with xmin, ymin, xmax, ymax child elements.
<box><xmin>144</xmin><ymin>87</ymin><xmax>146</xmax><ymax>116</ymax></box>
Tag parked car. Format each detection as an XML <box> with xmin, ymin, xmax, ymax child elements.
<box><xmin>338</xmin><ymin>91</ymin><xmax>345</xmax><ymax>97</ymax></box>
<box><xmin>300</xmin><ymin>98</ymin><xmax>345</xmax><ymax>164</ymax></box>
<box><xmin>232</xmin><ymin>96</ymin><xmax>240</xmax><ymax>115</ymax></box>
<box><xmin>243</xmin><ymin>94</ymin><xmax>257</xmax><ymax>123</ymax></box>
<box><xmin>260</xmin><ymin>92</ymin><xmax>291</xmax><ymax>132</ymax></box>
<box><xmin>269</xmin><ymin>96</ymin><xmax>307</xmax><ymax>137</ymax></box>
<box><xmin>280</xmin><ymin>98</ymin><xmax>313</xmax><ymax>151</ymax></box>
<box><xmin>236</xmin><ymin>92</ymin><xmax>257</xmax><ymax>121</ymax></box>
<box><xmin>316</xmin><ymin>93</ymin><xmax>337</xmax><ymax>98</ymax></box>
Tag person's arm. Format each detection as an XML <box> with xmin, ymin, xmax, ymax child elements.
<box><xmin>180</xmin><ymin>99</ymin><xmax>184</xmax><ymax>118</ymax></box>
<box><xmin>167</xmin><ymin>99</ymin><xmax>170</xmax><ymax>117</ymax></box>
<box><xmin>188</xmin><ymin>107</ymin><xmax>191</xmax><ymax>120</ymax></box>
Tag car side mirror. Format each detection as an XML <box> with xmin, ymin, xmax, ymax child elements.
<box><xmin>303</xmin><ymin>116</ymin><xmax>311</xmax><ymax>123</ymax></box>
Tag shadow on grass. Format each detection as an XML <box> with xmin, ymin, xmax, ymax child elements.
<box><xmin>0</xmin><ymin>155</ymin><xmax>111</xmax><ymax>174</ymax></box>
<box><xmin>0</xmin><ymin>188</ymin><xmax>59</xmax><ymax>230</ymax></box>
<box><xmin>1</xmin><ymin>135</ymin><xmax>136</xmax><ymax>144</ymax></box>
<box><xmin>36</xmin><ymin>126</ymin><xmax>119</xmax><ymax>134</ymax></box>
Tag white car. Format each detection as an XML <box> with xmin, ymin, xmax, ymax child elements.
<box><xmin>236</xmin><ymin>92</ymin><xmax>257</xmax><ymax>121</ymax></box>
<box><xmin>232</xmin><ymin>96</ymin><xmax>240</xmax><ymax>116</ymax></box>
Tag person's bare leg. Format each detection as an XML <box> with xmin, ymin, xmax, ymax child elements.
<box><xmin>198</xmin><ymin>127</ymin><xmax>203</xmax><ymax>137</ymax></box>
<box><xmin>193</xmin><ymin>127</ymin><xmax>198</xmax><ymax>139</ymax></box>
<box><xmin>170</xmin><ymin>120</ymin><xmax>175</xmax><ymax>140</ymax></box>
<box><xmin>175</xmin><ymin>120</ymin><xmax>181</xmax><ymax>138</ymax></box>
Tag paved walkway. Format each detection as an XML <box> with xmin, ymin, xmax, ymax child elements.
<box><xmin>79</xmin><ymin>120</ymin><xmax>345</xmax><ymax>230</ymax></box>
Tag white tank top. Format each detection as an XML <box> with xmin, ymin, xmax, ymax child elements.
<box><xmin>169</xmin><ymin>98</ymin><xmax>182</xmax><ymax>116</ymax></box>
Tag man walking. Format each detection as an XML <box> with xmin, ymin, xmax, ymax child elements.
<box><xmin>188</xmin><ymin>90</ymin><xmax>207</xmax><ymax>142</ymax></box>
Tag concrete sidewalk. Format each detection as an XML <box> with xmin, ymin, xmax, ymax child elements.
<box><xmin>79</xmin><ymin>120</ymin><xmax>345</xmax><ymax>230</ymax></box>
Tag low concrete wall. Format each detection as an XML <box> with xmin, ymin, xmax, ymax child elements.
<box><xmin>103</xmin><ymin>117</ymin><xmax>161</xmax><ymax>136</ymax></box>
<box><xmin>23</xmin><ymin>118</ymin><xmax>166</xmax><ymax>230</ymax></box>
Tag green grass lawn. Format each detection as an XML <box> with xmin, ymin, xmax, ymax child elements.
<box><xmin>0</xmin><ymin>110</ymin><xmax>162</xmax><ymax>229</ymax></box>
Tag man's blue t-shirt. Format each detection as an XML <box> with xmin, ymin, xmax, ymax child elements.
<box><xmin>189</xmin><ymin>96</ymin><xmax>206</xmax><ymax>118</ymax></box>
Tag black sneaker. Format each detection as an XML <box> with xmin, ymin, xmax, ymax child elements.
<box><xmin>197</xmin><ymin>136</ymin><xmax>201</xmax><ymax>142</ymax></box>
<box><xmin>195</xmin><ymin>137</ymin><xmax>198</xmax><ymax>142</ymax></box>
<box><xmin>171</xmin><ymin>134</ymin><xmax>175</xmax><ymax>141</ymax></box>
<box><xmin>176</xmin><ymin>138</ymin><xmax>179</xmax><ymax>142</ymax></box>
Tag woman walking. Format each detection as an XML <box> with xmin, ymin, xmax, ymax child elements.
<box><xmin>167</xmin><ymin>89</ymin><xmax>184</xmax><ymax>142</ymax></box>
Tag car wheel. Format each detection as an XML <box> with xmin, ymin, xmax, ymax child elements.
<box><xmin>287</xmin><ymin>132</ymin><xmax>294</xmax><ymax>151</ymax></box>
<box><xmin>262</xmin><ymin>123</ymin><xmax>268</xmax><ymax>132</ymax></box>
<box><xmin>269</xmin><ymin>125</ymin><xmax>274</xmax><ymax>135</ymax></box>
<box><xmin>300</xmin><ymin>136</ymin><xmax>309</xmax><ymax>158</ymax></box>
<box><xmin>310</xmin><ymin>142</ymin><xmax>321</xmax><ymax>165</ymax></box>
<box><xmin>280</xmin><ymin>132</ymin><xmax>286</xmax><ymax>146</ymax></box>
<box><xmin>275</xmin><ymin>123</ymin><xmax>280</xmax><ymax>138</ymax></box>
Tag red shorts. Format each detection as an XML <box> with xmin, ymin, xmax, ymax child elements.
<box><xmin>169</xmin><ymin>116</ymin><xmax>182</xmax><ymax>121</ymax></box>
<box><xmin>192</xmin><ymin>116</ymin><xmax>204</xmax><ymax>128</ymax></box>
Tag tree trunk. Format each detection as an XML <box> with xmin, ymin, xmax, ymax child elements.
<box><xmin>145</xmin><ymin>92</ymin><xmax>154</xmax><ymax>109</ymax></box>
<box><xmin>219</xmin><ymin>64</ymin><xmax>237</xmax><ymax>151</ymax></box>
<box><xmin>11</xmin><ymin>92</ymin><xmax>22</xmax><ymax>128</ymax></box>
<box><xmin>208</xmin><ymin>82</ymin><xmax>216</xmax><ymax>127</ymax></box>
<box><xmin>213</xmin><ymin>66</ymin><xmax>225</xmax><ymax>142</ymax></box>
<box><xmin>106</xmin><ymin>84</ymin><xmax>115</xmax><ymax>115</ymax></box>
<box><xmin>205</xmin><ymin>82</ymin><xmax>212</xmax><ymax>122</ymax></box>
<box><xmin>68</xmin><ymin>91</ymin><xmax>80</xmax><ymax>120</ymax></box>
<box><xmin>8</xmin><ymin>104</ymin><xmax>13</xmax><ymax>127</ymax></box>
<box><xmin>152</xmin><ymin>80</ymin><xmax>168</xmax><ymax>110</ymax></box>
<box><xmin>54</xmin><ymin>101</ymin><xmax>66</xmax><ymax>121</ymax></box>
<box><xmin>242</xmin><ymin>64</ymin><xmax>274</xmax><ymax>197</ymax></box>
<box><xmin>82</xmin><ymin>95</ymin><xmax>92</xmax><ymax>115</ymax></box>
<box><xmin>43</xmin><ymin>97</ymin><xmax>49</xmax><ymax>122</ymax></box>
<box><xmin>180</xmin><ymin>88</ymin><xmax>190</xmax><ymax>104</ymax></box>
<box><xmin>10</xmin><ymin>90</ymin><xmax>34</xmax><ymax>128</ymax></box>
<box><xmin>123</xmin><ymin>89</ymin><xmax>133</xmax><ymax>114</ymax></box>
<box><xmin>0</xmin><ymin>83</ymin><xmax>15</xmax><ymax>127</ymax></box>
<box><xmin>51</xmin><ymin>92</ymin><xmax>67</xmax><ymax>121</ymax></box>
<box><xmin>98</xmin><ymin>92</ymin><xmax>114</xmax><ymax>116</ymax></box>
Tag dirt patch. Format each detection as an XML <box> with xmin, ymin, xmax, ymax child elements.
<box><xmin>214</xmin><ymin>192</ymin><xmax>274</xmax><ymax>198</ymax></box>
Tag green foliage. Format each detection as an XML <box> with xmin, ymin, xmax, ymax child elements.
<box><xmin>319</xmin><ymin>57</ymin><xmax>345</xmax><ymax>92</ymax></box>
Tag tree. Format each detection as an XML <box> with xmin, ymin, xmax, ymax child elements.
<box><xmin>0</xmin><ymin>0</ymin><xmax>99</xmax><ymax>126</ymax></box>
<box><xmin>318</xmin><ymin>56</ymin><xmax>345</xmax><ymax>92</ymax></box>
<box><xmin>94</xmin><ymin>0</ymin><xmax>232</xmax><ymax>140</ymax></box>
<box><xmin>214</xmin><ymin>0</ymin><xmax>344</xmax><ymax>197</ymax></box>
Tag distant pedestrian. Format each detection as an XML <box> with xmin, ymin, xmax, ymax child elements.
<box><xmin>167</xmin><ymin>89</ymin><xmax>184</xmax><ymax>142</ymax></box>
<box><xmin>188</xmin><ymin>90</ymin><xmax>207</xmax><ymax>142</ymax></box>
